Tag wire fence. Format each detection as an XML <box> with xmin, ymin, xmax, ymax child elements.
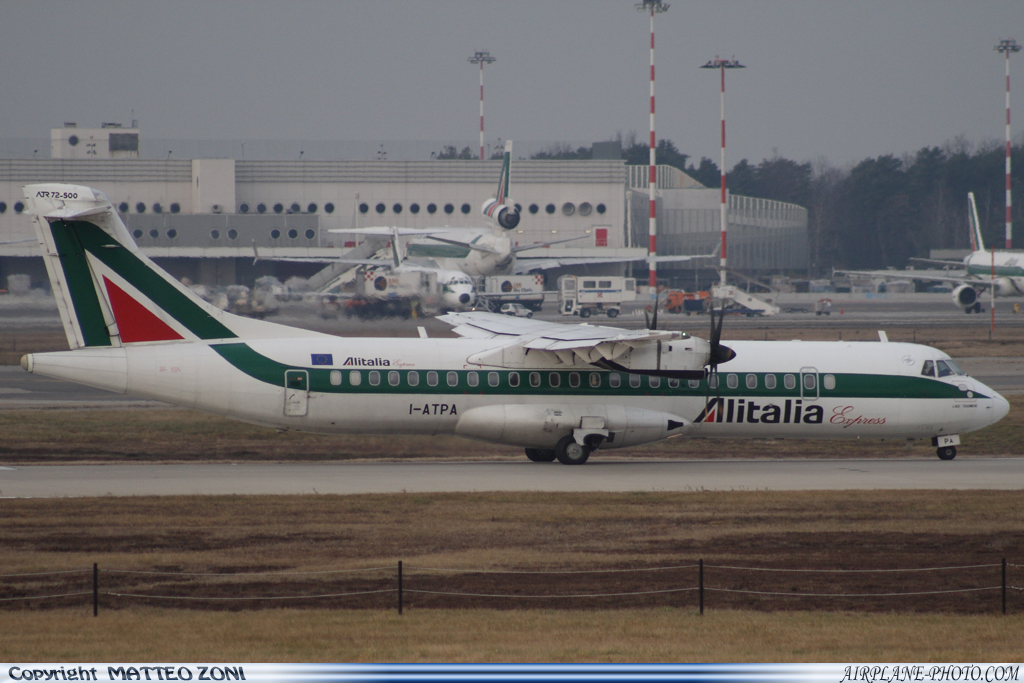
<box><xmin>0</xmin><ymin>559</ymin><xmax>1017</xmax><ymax>615</ymax></box>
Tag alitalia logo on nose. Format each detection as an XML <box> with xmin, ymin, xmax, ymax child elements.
<box><xmin>343</xmin><ymin>357</ymin><xmax>391</xmax><ymax>366</ymax></box>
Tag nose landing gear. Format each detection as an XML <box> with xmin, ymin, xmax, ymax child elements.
<box><xmin>936</xmin><ymin>446</ymin><xmax>957</xmax><ymax>460</ymax></box>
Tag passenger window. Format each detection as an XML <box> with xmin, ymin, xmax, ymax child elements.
<box><xmin>629</xmin><ymin>374</ymin><xmax>641</xmax><ymax>388</ymax></box>
<box><xmin>447</xmin><ymin>371</ymin><xmax>459</xmax><ymax>387</ymax></box>
<box><xmin>784</xmin><ymin>374</ymin><xmax>796</xmax><ymax>390</ymax></box>
<box><xmin>823</xmin><ymin>374</ymin><xmax>836</xmax><ymax>390</ymax></box>
<box><xmin>388</xmin><ymin>371</ymin><xmax>400</xmax><ymax>386</ymax></box>
<box><xmin>467</xmin><ymin>372</ymin><xmax>479</xmax><ymax>387</ymax></box>
<box><xmin>508</xmin><ymin>372</ymin><xmax>520</xmax><ymax>388</ymax></box>
<box><xmin>936</xmin><ymin>361</ymin><xmax>954</xmax><ymax>378</ymax></box>
<box><xmin>609</xmin><ymin>373</ymin><xmax>621</xmax><ymax>388</ymax></box>
<box><xmin>746</xmin><ymin>374</ymin><xmax>757</xmax><ymax>389</ymax></box>
<box><xmin>369</xmin><ymin>371</ymin><xmax>380</xmax><ymax>386</ymax></box>
<box><xmin>649</xmin><ymin>376</ymin><xmax>660</xmax><ymax>388</ymax></box>
<box><xmin>330</xmin><ymin>370</ymin><xmax>342</xmax><ymax>386</ymax></box>
<box><xmin>921</xmin><ymin>360</ymin><xmax>935</xmax><ymax>377</ymax></box>
<box><xmin>803</xmin><ymin>374</ymin><xmax>816</xmax><ymax>391</ymax></box>
<box><xmin>589</xmin><ymin>373</ymin><xmax>602</xmax><ymax>388</ymax></box>
<box><xmin>530</xmin><ymin>372</ymin><xmax>541</xmax><ymax>388</ymax></box>
<box><xmin>764</xmin><ymin>374</ymin><xmax>776</xmax><ymax>390</ymax></box>
<box><xmin>488</xmin><ymin>372</ymin><xmax>499</xmax><ymax>387</ymax></box>
<box><xmin>349</xmin><ymin>370</ymin><xmax>362</xmax><ymax>386</ymax></box>
<box><xmin>569</xmin><ymin>372</ymin><xmax>580</xmax><ymax>388</ymax></box>
<box><xmin>688</xmin><ymin>379</ymin><xmax>701</xmax><ymax>389</ymax></box>
<box><xmin>668</xmin><ymin>378</ymin><xmax>679</xmax><ymax>389</ymax></box>
<box><xmin>727</xmin><ymin>374</ymin><xmax>738</xmax><ymax>389</ymax></box>
<box><xmin>407</xmin><ymin>371</ymin><xmax>419</xmax><ymax>387</ymax></box>
<box><xmin>549</xmin><ymin>373</ymin><xmax>561</xmax><ymax>388</ymax></box>
<box><xmin>427</xmin><ymin>371</ymin><xmax>438</xmax><ymax>387</ymax></box>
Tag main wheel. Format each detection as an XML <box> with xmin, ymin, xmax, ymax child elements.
<box><xmin>555</xmin><ymin>435</ymin><xmax>591</xmax><ymax>465</ymax></box>
<box><xmin>579</xmin><ymin>308</ymin><xmax>591</xmax><ymax>319</ymax></box>
<box><xmin>936</xmin><ymin>446</ymin><xmax>957</xmax><ymax>460</ymax></box>
<box><xmin>607</xmin><ymin>308</ymin><xmax>619</xmax><ymax>318</ymax></box>
<box><xmin>525</xmin><ymin>448</ymin><xmax>556</xmax><ymax>462</ymax></box>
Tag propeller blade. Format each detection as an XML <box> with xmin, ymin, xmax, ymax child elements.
<box><xmin>644</xmin><ymin>307</ymin><xmax>651</xmax><ymax>330</ymax></box>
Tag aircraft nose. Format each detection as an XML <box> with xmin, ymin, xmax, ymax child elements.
<box><xmin>459</xmin><ymin>293</ymin><xmax>471</xmax><ymax>305</ymax></box>
<box><xmin>991</xmin><ymin>390</ymin><xmax>1010</xmax><ymax>425</ymax></box>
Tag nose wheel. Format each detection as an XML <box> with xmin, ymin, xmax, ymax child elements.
<box><xmin>936</xmin><ymin>446</ymin><xmax>957</xmax><ymax>460</ymax></box>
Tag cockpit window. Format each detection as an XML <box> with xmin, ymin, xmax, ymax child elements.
<box><xmin>921</xmin><ymin>360</ymin><xmax>935</xmax><ymax>377</ymax></box>
<box><xmin>945</xmin><ymin>360</ymin><xmax>965</xmax><ymax>375</ymax></box>
<box><xmin>935</xmin><ymin>360</ymin><xmax>956</xmax><ymax>378</ymax></box>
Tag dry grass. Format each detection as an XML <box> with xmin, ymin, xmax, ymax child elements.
<box><xmin>0</xmin><ymin>395</ymin><xmax>1020</xmax><ymax>463</ymax></box>
<box><xmin>1</xmin><ymin>608</ymin><xmax>1022</xmax><ymax>661</ymax></box>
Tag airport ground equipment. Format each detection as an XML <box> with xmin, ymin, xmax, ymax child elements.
<box><xmin>559</xmin><ymin>275</ymin><xmax>637</xmax><ymax>319</ymax></box>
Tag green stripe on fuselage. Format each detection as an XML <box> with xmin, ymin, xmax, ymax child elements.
<box><xmin>67</xmin><ymin>221</ymin><xmax>237</xmax><ymax>340</ymax></box>
<box><xmin>211</xmin><ymin>343</ymin><xmax>984</xmax><ymax>400</ymax></box>
<box><xmin>406</xmin><ymin>243</ymin><xmax>472</xmax><ymax>259</ymax></box>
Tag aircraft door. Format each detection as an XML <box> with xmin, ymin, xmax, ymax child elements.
<box><xmin>284</xmin><ymin>370</ymin><xmax>309</xmax><ymax>417</ymax></box>
<box><xmin>800</xmin><ymin>367</ymin><xmax>819</xmax><ymax>400</ymax></box>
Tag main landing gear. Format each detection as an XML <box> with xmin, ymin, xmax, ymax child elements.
<box><xmin>527</xmin><ymin>434</ymin><xmax>608</xmax><ymax>465</ymax></box>
<box><xmin>525</xmin><ymin>448</ymin><xmax>556</xmax><ymax>462</ymax></box>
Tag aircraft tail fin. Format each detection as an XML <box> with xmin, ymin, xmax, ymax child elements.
<box><xmin>968</xmin><ymin>192</ymin><xmax>985</xmax><ymax>253</ymax></box>
<box><xmin>24</xmin><ymin>183</ymin><xmax>319</xmax><ymax>350</ymax></box>
<box><xmin>481</xmin><ymin>141</ymin><xmax>520</xmax><ymax>230</ymax></box>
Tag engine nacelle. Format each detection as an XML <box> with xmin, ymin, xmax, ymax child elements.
<box><xmin>952</xmin><ymin>284</ymin><xmax>978</xmax><ymax>308</ymax></box>
<box><xmin>481</xmin><ymin>198</ymin><xmax>520</xmax><ymax>230</ymax></box>
<box><xmin>455</xmin><ymin>403</ymin><xmax>689</xmax><ymax>450</ymax></box>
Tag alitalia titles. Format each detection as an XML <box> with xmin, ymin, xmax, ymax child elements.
<box><xmin>698</xmin><ymin>397</ymin><xmax>824</xmax><ymax>424</ymax></box>
<box><xmin>343</xmin><ymin>357</ymin><xmax>391</xmax><ymax>366</ymax></box>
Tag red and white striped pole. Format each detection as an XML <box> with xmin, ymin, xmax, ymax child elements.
<box><xmin>636</xmin><ymin>1</ymin><xmax>668</xmax><ymax>294</ymax></box>
<box><xmin>701</xmin><ymin>58</ymin><xmax>744</xmax><ymax>286</ymax></box>
<box><xmin>468</xmin><ymin>50</ymin><xmax>496</xmax><ymax>160</ymax></box>
<box><xmin>996</xmin><ymin>39</ymin><xmax>1020</xmax><ymax>249</ymax></box>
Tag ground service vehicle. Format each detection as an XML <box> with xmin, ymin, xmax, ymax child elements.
<box><xmin>559</xmin><ymin>276</ymin><xmax>636</xmax><ymax>318</ymax></box>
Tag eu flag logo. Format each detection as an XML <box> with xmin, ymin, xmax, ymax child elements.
<box><xmin>311</xmin><ymin>354</ymin><xmax>333</xmax><ymax>366</ymax></box>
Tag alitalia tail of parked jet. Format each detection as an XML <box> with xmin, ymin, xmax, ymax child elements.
<box><xmin>481</xmin><ymin>141</ymin><xmax>520</xmax><ymax>230</ymax></box>
<box><xmin>24</xmin><ymin>183</ymin><xmax>323</xmax><ymax>350</ymax></box>
<box><xmin>968</xmin><ymin>192</ymin><xmax>985</xmax><ymax>253</ymax></box>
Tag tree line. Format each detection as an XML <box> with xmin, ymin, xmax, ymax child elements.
<box><xmin>526</xmin><ymin>135</ymin><xmax>1023</xmax><ymax>274</ymax></box>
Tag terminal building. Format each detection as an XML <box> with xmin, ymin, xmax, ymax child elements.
<box><xmin>0</xmin><ymin>124</ymin><xmax>807</xmax><ymax>292</ymax></box>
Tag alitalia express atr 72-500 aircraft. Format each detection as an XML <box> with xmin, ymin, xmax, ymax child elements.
<box><xmin>20</xmin><ymin>184</ymin><xmax>1009</xmax><ymax>464</ymax></box>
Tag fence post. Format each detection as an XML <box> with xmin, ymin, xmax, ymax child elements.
<box><xmin>398</xmin><ymin>561</ymin><xmax>403</xmax><ymax>615</ymax></box>
<box><xmin>1002</xmin><ymin>558</ymin><xmax>1007</xmax><ymax>615</ymax></box>
<box><xmin>699</xmin><ymin>559</ymin><xmax>704</xmax><ymax>616</ymax></box>
<box><xmin>93</xmin><ymin>563</ymin><xmax>98</xmax><ymax>617</ymax></box>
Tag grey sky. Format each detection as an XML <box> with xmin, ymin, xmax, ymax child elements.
<box><xmin>2</xmin><ymin>1</ymin><xmax>1020</xmax><ymax>167</ymax></box>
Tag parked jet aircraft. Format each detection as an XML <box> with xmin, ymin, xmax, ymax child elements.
<box><xmin>837</xmin><ymin>193</ymin><xmax>1024</xmax><ymax>313</ymax></box>
<box><xmin>20</xmin><ymin>184</ymin><xmax>1009</xmax><ymax>463</ymax></box>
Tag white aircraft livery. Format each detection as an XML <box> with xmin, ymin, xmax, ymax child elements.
<box><xmin>20</xmin><ymin>184</ymin><xmax>1009</xmax><ymax>464</ymax></box>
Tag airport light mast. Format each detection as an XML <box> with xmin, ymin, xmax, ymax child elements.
<box><xmin>700</xmin><ymin>57</ymin><xmax>744</xmax><ymax>286</ymax></box>
<box><xmin>995</xmin><ymin>39</ymin><xmax>1020</xmax><ymax>249</ymax></box>
<box><xmin>635</xmin><ymin>0</ymin><xmax>669</xmax><ymax>296</ymax></box>
<box><xmin>468</xmin><ymin>50</ymin><xmax>496</xmax><ymax>160</ymax></box>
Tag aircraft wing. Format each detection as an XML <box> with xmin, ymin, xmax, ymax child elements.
<box><xmin>0</xmin><ymin>238</ymin><xmax>36</xmax><ymax>246</ymax></box>
<box><xmin>329</xmin><ymin>227</ymin><xmax>453</xmax><ymax>237</ymax></box>
<box><xmin>909</xmin><ymin>257</ymin><xmax>968</xmax><ymax>268</ymax></box>
<box><xmin>513</xmin><ymin>253</ymin><xmax>713</xmax><ymax>274</ymax></box>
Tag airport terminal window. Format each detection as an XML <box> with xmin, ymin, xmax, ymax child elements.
<box><xmin>649</xmin><ymin>376</ymin><xmax>660</xmax><ymax>389</ymax></box>
<box><xmin>369</xmin><ymin>371</ymin><xmax>381</xmax><ymax>386</ymax></box>
<box><xmin>410</xmin><ymin>203</ymin><xmax>420</xmax><ymax>214</ymax></box>
<box><xmin>407</xmin><ymin>371</ymin><xmax>419</xmax><ymax>387</ymax></box>
<box><xmin>325</xmin><ymin>203</ymin><xmax>335</xmax><ymax>214</ymax></box>
<box><xmin>727</xmin><ymin>374</ymin><xmax>738</xmax><ymax>389</ymax></box>
<box><xmin>461</xmin><ymin>203</ymin><xmax>471</xmax><ymax>214</ymax></box>
<box><xmin>569</xmin><ymin>372</ymin><xmax>580</xmax><ymax>388</ymax></box>
<box><xmin>447</xmin><ymin>371</ymin><xmax>459</xmax><ymax>387</ymax></box>
<box><xmin>0</xmin><ymin>202</ymin><xmax>5</xmax><ymax>214</ymax></box>
<box><xmin>467</xmin><ymin>372</ymin><xmax>479</xmax><ymax>387</ymax></box>
<box><xmin>508</xmin><ymin>372</ymin><xmax>520</xmax><ymax>387</ymax></box>
<box><xmin>562</xmin><ymin>202</ymin><xmax>575</xmax><ymax>216</ymax></box>
<box><xmin>784</xmin><ymin>374</ymin><xmax>796</xmax><ymax>390</ymax></box>
<box><xmin>393</xmin><ymin>203</ymin><xmax>402</xmax><ymax>214</ymax></box>
<box><xmin>166</xmin><ymin>229</ymin><xmax>177</xmax><ymax>239</ymax></box>
<box><xmin>688</xmin><ymin>379</ymin><xmax>700</xmax><ymax>389</ymax></box>
<box><xmin>153</xmin><ymin>203</ymin><xmax>163</xmax><ymax>214</ymax></box>
<box><xmin>823</xmin><ymin>374</ymin><xmax>836</xmax><ymax>390</ymax></box>
<box><xmin>545</xmin><ymin>203</ymin><xmax>556</xmax><ymax>214</ymax></box>
<box><xmin>307</xmin><ymin>203</ymin><xmax>317</xmax><ymax>214</ymax></box>
<box><xmin>596</xmin><ymin>203</ymin><xmax>606</xmax><ymax>214</ymax></box>
<box><xmin>803</xmin><ymin>374</ymin><xmax>816</xmax><ymax>391</ymax></box>
<box><xmin>239</xmin><ymin>203</ymin><xmax>249</xmax><ymax>214</ymax></box>
<box><xmin>609</xmin><ymin>373</ymin><xmax>621</xmax><ymax>388</ymax></box>
<box><xmin>227</xmin><ymin>229</ymin><xmax>238</xmax><ymax>240</ymax></box>
<box><xmin>170</xmin><ymin>203</ymin><xmax>180</xmax><ymax>214</ymax></box>
<box><xmin>590</xmin><ymin>373</ymin><xmax>602</xmax><ymax>388</ymax></box>
<box><xmin>305</xmin><ymin>229</ymin><xmax>315</xmax><ymax>239</ymax></box>
<box><xmin>427</xmin><ymin>371</ymin><xmax>438</xmax><ymax>387</ymax></box>
<box><xmin>388</xmin><ymin>371</ymin><xmax>400</xmax><ymax>387</ymax></box>
<box><xmin>287</xmin><ymin>229</ymin><xmax>298</xmax><ymax>239</ymax></box>
<box><xmin>290</xmin><ymin>203</ymin><xmax>300</xmax><ymax>213</ymax></box>
<box><xmin>359</xmin><ymin>203</ymin><xmax>369</xmax><ymax>213</ymax></box>
<box><xmin>746</xmin><ymin>374</ymin><xmax>757</xmax><ymax>389</ymax></box>
<box><xmin>579</xmin><ymin>202</ymin><xmax>592</xmax><ymax>216</ymax></box>
<box><xmin>529</xmin><ymin>204</ymin><xmax>539</xmax><ymax>214</ymax></box>
<box><xmin>549</xmin><ymin>373</ymin><xmax>561</xmax><ymax>388</ymax></box>
<box><xmin>375</xmin><ymin>203</ymin><xmax>385</xmax><ymax>214</ymax></box>
<box><xmin>270</xmin><ymin>229</ymin><xmax>281</xmax><ymax>239</ymax></box>
<box><xmin>257</xmin><ymin>203</ymin><xmax>267</xmax><ymax>214</ymax></box>
<box><xmin>136</xmin><ymin>203</ymin><xmax>146</xmax><ymax>213</ymax></box>
<box><xmin>764</xmin><ymin>374</ymin><xmax>776</xmax><ymax>390</ymax></box>
<box><xmin>119</xmin><ymin>202</ymin><xmax>129</xmax><ymax>213</ymax></box>
<box><xmin>530</xmin><ymin>372</ymin><xmax>540</xmax><ymax>388</ymax></box>
<box><xmin>330</xmin><ymin>371</ymin><xmax>342</xmax><ymax>386</ymax></box>
<box><xmin>488</xmin><ymin>372</ymin><xmax>499</xmax><ymax>387</ymax></box>
<box><xmin>629</xmin><ymin>374</ymin><xmax>641</xmax><ymax>388</ymax></box>
<box><xmin>14</xmin><ymin>201</ymin><xmax>24</xmax><ymax>214</ymax></box>
<box><xmin>273</xmin><ymin>203</ymin><xmax>283</xmax><ymax>214</ymax></box>
<box><xmin>444</xmin><ymin>203</ymin><xmax>454</xmax><ymax>214</ymax></box>
<box><xmin>349</xmin><ymin>370</ymin><xmax>362</xmax><ymax>386</ymax></box>
<box><xmin>427</xmin><ymin>203</ymin><xmax>437</xmax><ymax>214</ymax></box>
<box><xmin>133</xmin><ymin>229</ymin><xmax>143</xmax><ymax>239</ymax></box>
<box><xmin>149</xmin><ymin>229</ymin><xmax>159</xmax><ymax>238</ymax></box>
